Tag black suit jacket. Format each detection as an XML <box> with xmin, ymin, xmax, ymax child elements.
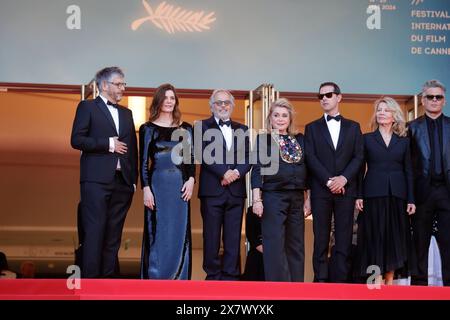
<box><xmin>71</xmin><ymin>96</ymin><xmax>138</xmax><ymax>186</ymax></box>
<box><xmin>358</xmin><ymin>130</ymin><xmax>414</xmax><ymax>203</ymax></box>
<box><xmin>408</xmin><ymin>115</ymin><xmax>450</xmax><ymax>204</ymax></box>
<box><xmin>304</xmin><ymin>116</ymin><xmax>364</xmax><ymax>198</ymax></box>
<box><xmin>197</xmin><ymin>116</ymin><xmax>251</xmax><ymax>197</ymax></box>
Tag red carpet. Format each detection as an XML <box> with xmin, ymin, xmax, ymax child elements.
<box><xmin>1</xmin><ymin>279</ymin><xmax>450</xmax><ymax>300</ymax></box>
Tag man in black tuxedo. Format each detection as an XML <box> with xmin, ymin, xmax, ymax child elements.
<box><xmin>305</xmin><ymin>82</ymin><xmax>364</xmax><ymax>283</ymax></box>
<box><xmin>197</xmin><ymin>89</ymin><xmax>251</xmax><ymax>280</ymax></box>
<box><xmin>71</xmin><ymin>66</ymin><xmax>138</xmax><ymax>278</ymax></box>
<box><xmin>409</xmin><ymin>79</ymin><xmax>450</xmax><ymax>286</ymax></box>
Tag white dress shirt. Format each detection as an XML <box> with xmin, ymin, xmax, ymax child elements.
<box><xmin>215</xmin><ymin>117</ymin><xmax>240</xmax><ymax>178</ymax></box>
<box><xmin>215</xmin><ymin>117</ymin><xmax>232</xmax><ymax>151</ymax></box>
<box><xmin>324</xmin><ymin>113</ymin><xmax>341</xmax><ymax>150</ymax></box>
<box><xmin>99</xmin><ymin>95</ymin><xmax>121</xmax><ymax>169</ymax></box>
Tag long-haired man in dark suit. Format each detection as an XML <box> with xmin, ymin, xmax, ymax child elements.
<box><xmin>71</xmin><ymin>66</ymin><xmax>138</xmax><ymax>278</ymax></box>
<box><xmin>197</xmin><ymin>89</ymin><xmax>251</xmax><ymax>280</ymax></box>
<box><xmin>305</xmin><ymin>82</ymin><xmax>364</xmax><ymax>283</ymax></box>
<box><xmin>409</xmin><ymin>79</ymin><xmax>450</xmax><ymax>286</ymax></box>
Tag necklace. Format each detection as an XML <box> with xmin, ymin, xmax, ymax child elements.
<box><xmin>272</xmin><ymin>133</ymin><xmax>303</xmax><ymax>163</ymax></box>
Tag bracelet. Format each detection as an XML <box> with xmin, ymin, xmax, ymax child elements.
<box><xmin>253</xmin><ymin>199</ymin><xmax>263</xmax><ymax>204</ymax></box>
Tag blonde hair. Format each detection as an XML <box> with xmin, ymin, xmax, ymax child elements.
<box><xmin>266</xmin><ymin>98</ymin><xmax>297</xmax><ymax>135</ymax></box>
<box><xmin>370</xmin><ymin>97</ymin><xmax>407</xmax><ymax>137</ymax></box>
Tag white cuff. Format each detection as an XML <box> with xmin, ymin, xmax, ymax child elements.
<box><xmin>109</xmin><ymin>137</ymin><xmax>115</xmax><ymax>153</ymax></box>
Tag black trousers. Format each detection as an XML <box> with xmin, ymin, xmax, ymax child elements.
<box><xmin>200</xmin><ymin>189</ymin><xmax>245</xmax><ymax>280</ymax></box>
<box><xmin>311</xmin><ymin>196</ymin><xmax>355</xmax><ymax>283</ymax></box>
<box><xmin>411</xmin><ymin>185</ymin><xmax>450</xmax><ymax>286</ymax></box>
<box><xmin>79</xmin><ymin>171</ymin><xmax>134</xmax><ymax>278</ymax></box>
<box><xmin>262</xmin><ymin>190</ymin><xmax>305</xmax><ymax>282</ymax></box>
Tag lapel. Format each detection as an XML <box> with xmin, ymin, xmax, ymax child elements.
<box><xmin>231</xmin><ymin>121</ymin><xmax>240</xmax><ymax>131</ymax></box>
<box><xmin>95</xmin><ymin>96</ymin><xmax>118</xmax><ymax>135</ymax></box>
<box><xmin>335</xmin><ymin>117</ymin><xmax>348</xmax><ymax>151</ymax></box>
<box><xmin>318</xmin><ymin>117</ymin><xmax>335</xmax><ymax>150</ymax></box>
<box><xmin>206</xmin><ymin>115</ymin><xmax>219</xmax><ymax>130</ymax></box>
<box><xmin>117</xmin><ymin>107</ymin><xmax>126</xmax><ymax>137</ymax></box>
<box><xmin>443</xmin><ymin>116</ymin><xmax>450</xmax><ymax>163</ymax></box>
<box><xmin>206</xmin><ymin>116</ymin><xmax>228</xmax><ymax>151</ymax></box>
<box><xmin>230</xmin><ymin>121</ymin><xmax>242</xmax><ymax>152</ymax></box>
<box><xmin>389</xmin><ymin>132</ymin><xmax>400</xmax><ymax>149</ymax></box>
<box><xmin>418</xmin><ymin>116</ymin><xmax>431</xmax><ymax>157</ymax></box>
<box><xmin>373</xmin><ymin>129</ymin><xmax>386</xmax><ymax>149</ymax></box>
<box><xmin>373</xmin><ymin>129</ymin><xmax>400</xmax><ymax>150</ymax></box>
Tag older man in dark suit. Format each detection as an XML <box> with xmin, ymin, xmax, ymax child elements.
<box><xmin>409</xmin><ymin>79</ymin><xmax>450</xmax><ymax>286</ymax></box>
<box><xmin>197</xmin><ymin>89</ymin><xmax>251</xmax><ymax>280</ymax></box>
<box><xmin>305</xmin><ymin>82</ymin><xmax>364</xmax><ymax>283</ymax></box>
<box><xmin>71</xmin><ymin>66</ymin><xmax>138</xmax><ymax>278</ymax></box>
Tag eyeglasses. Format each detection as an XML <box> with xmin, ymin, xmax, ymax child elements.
<box><xmin>108</xmin><ymin>81</ymin><xmax>127</xmax><ymax>88</ymax></box>
<box><xmin>425</xmin><ymin>95</ymin><xmax>444</xmax><ymax>101</ymax></box>
<box><xmin>213</xmin><ymin>100</ymin><xmax>232</xmax><ymax>107</ymax></box>
<box><xmin>318</xmin><ymin>92</ymin><xmax>337</xmax><ymax>100</ymax></box>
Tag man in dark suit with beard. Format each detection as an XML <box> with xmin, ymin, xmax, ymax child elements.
<box><xmin>409</xmin><ymin>79</ymin><xmax>450</xmax><ymax>286</ymax></box>
<box><xmin>71</xmin><ymin>66</ymin><xmax>138</xmax><ymax>278</ymax></box>
<box><xmin>305</xmin><ymin>82</ymin><xmax>364</xmax><ymax>283</ymax></box>
<box><xmin>197</xmin><ymin>89</ymin><xmax>251</xmax><ymax>280</ymax></box>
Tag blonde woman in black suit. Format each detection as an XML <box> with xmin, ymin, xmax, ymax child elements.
<box><xmin>355</xmin><ymin>97</ymin><xmax>416</xmax><ymax>285</ymax></box>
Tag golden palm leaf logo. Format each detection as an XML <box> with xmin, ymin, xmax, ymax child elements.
<box><xmin>131</xmin><ymin>0</ymin><xmax>216</xmax><ymax>34</ymax></box>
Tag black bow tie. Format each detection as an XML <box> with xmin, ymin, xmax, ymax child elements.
<box><xmin>219</xmin><ymin>119</ymin><xmax>232</xmax><ymax>127</ymax></box>
<box><xmin>107</xmin><ymin>100</ymin><xmax>118</xmax><ymax>108</ymax></box>
<box><xmin>326</xmin><ymin>114</ymin><xmax>341</xmax><ymax>122</ymax></box>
